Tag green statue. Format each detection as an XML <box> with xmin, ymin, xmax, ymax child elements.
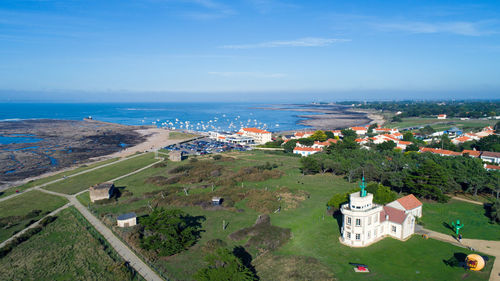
<box><xmin>359</xmin><ymin>176</ymin><xmax>367</xmax><ymax>197</ymax></box>
<box><xmin>451</xmin><ymin>219</ymin><xmax>464</xmax><ymax>235</ymax></box>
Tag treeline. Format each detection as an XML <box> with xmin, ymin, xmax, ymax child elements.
<box><xmin>339</xmin><ymin>100</ymin><xmax>500</xmax><ymax>118</ymax></box>
<box><xmin>300</xmin><ymin>147</ymin><xmax>500</xmax><ymax>203</ymax></box>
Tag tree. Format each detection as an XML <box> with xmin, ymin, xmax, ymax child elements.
<box><xmin>297</xmin><ymin>138</ymin><xmax>314</xmax><ymax>146</ymax></box>
<box><xmin>402</xmin><ymin>132</ymin><xmax>415</xmax><ymax>142</ymax></box>
<box><xmin>368</xmin><ymin>123</ymin><xmax>378</xmax><ymax>133</ymax></box>
<box><xmin>324</xmin><ymin>131</ymin><xmax>335</xmax><ymax>139</ymax></box>
<box><xmin>419</xmin><ymin>125</ymin><xmax>435</xmax><ymax>136</ymax></box>
<box><xmin>376</xmin><ymin>140</ymin><xmax>396</xmax><ymax>151</ymax></box>
<box><xmin>403</xmin><ymin>160</ymin><xmax>450</xmax><ymax>202</ymax></box>
<box><xmin>194</xmin><ymin>248</ymin><xmax>257</xmax><ymax>281</ymax></box>
<box><xmin>391</xmin><ymin>116</ymin><xmax>402</xmax><ymax>122</ymax></box>
<box><xmin>341</xmin><ymin>129</ymin><xmax>357</xmax><ymax>139</ymax></box>
<box><xmin>490</xmin><ymin>200</ymin><xmax>500</xmax><ymax>224</ymax></box>
<box><xmin>140</xmin><ymin>208</ymin><xmax>203</xmax><ymax>256</ymax></box>
<box><xmin>311</xmin><ymin>130</ymin><xmax>327</xmax><ymax>141</ymax></box>
<box><xmin>373</xmin><ymin>184</ymin><xmax>397</xmax><ymax>204</ymax></box>
<box><xmin>473</xmin><ymin>135</ymin><xmax>500</xmax><ymax>152</ymax></box>
<box><xmin>283</xmin><ymin>139</ymin><xmax>297</xmax><ymax>153</ymax></box>
<box><xmin>326</xmin><ymin>192</ymin><xmax>349</xmax><ymax>210</ymax></box>
<box><xmin>300</xmin><ymin>156</ymin><xmax>321</xmax><ymax>175</ymax></box>
<box><xmin>495</xmin><ymin>121</ymin><xmax>500</xmax><ymax>134</ymax></box>
<box><xmin>405</xmin><ymin>143</ymin><xmax>420</xmax><ymax>152</ymax></box>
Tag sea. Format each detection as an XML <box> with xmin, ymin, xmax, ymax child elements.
<box><xmin>0</xmin><ymin>103</ymin><xmax>319</xmax><ymax>144</ymax></box>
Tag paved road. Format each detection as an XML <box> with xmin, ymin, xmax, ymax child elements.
<box><xmin>70</xmin><ymin>197</ymin><xmax>163</xmax><ymax>281</ymax></box>
<box><xmin>0</xmin><ymin>153</ymin><xmax>145</xmax><ymax>203</ymax></box>
<box><xmin>0</xmin><ymin>202</ymin><xmax>71</xmax><ymax>248</ymax></box>
<box><xmin>417</xmin><ymin>226</ymin><xmax>500</xmax><ymax>281</ymax></box>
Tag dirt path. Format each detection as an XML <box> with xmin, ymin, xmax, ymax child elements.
<box><xmin>417</xmin><ymin>227</ymin><xmax>500</xmax><ymax>281</ymax></box>
<box><xmin>452</xmin><ymin>196</ymin><xmax>485</xmax><ymax>206</ymax></box>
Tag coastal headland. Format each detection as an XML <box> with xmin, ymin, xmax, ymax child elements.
<box><xmin>259</xmin><ymin>103</ymin><xmax>385</xmax><ymax>131</ymax></box>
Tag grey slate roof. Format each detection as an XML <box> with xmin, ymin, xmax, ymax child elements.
<box><xmin>117</xmin><ymin>212</ymin><xmax>137</xmax><ymax>221</ymax></box>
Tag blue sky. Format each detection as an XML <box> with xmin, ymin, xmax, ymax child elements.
<box><xmin>0</xmin><ymin>0</ymin><xmax>499</xmax><ymax>102</ymax></box>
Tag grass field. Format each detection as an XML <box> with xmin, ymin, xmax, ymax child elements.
<box><xmin>169</xmin><ymin>131</ymin><xmax>198</xmax><ymax>139</ymax></box>
<box><xmin>0</xmin><ymin>190</ymin><xmax>68</xmax><ymax>243</ymax></box>
<box><xmin>0</xmin><ymin>157</ymin><xmax>120</xmax><ymax>198</ymax></box>
<box><xmin>42</xmin><ymin>153</ymin><xmax>156</xmax><ymax>194</ymax></box>
<box><xmin>82</xmin><ymin>150</ymin><xmax>494</xmax><ymax>280</ymax></box>
<box><xmin>386</xmin><ymin>117</ymin><xmax>495</xmax><ymax>132</ymax></box>
<box><xmin>0</xmin><ymin>207</ymin><xmax>143</xmax><ymax>281</ymax></box>
<box><xmin>422</xmin><ymin>199</ymin><xmax>500</xmax><ymax>240</ymax></box>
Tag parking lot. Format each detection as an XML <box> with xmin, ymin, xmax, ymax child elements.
<box><xmin>164</xmin><ymin>138</ymin><xmax>251</xmax><ymax>155</ymax></box>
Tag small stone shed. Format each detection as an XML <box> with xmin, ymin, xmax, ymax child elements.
<box><xmin>169</xmin><ymin>151</ymin><xmax>185</xmax><ymax>162</ymax></box>
<box><xmin>212</xmin><ymin>197</ymin><xmax>223</xmax><ymax>206</ymax></box>
<box><xmin>89</xmin><ymin>182</ymin><xmax>114</xmax><ymax>202</ymax></box>
<box><xmin>117</xmin><ymin>212</ymin><xmax>137</xmax><ymax>228</ymax></box>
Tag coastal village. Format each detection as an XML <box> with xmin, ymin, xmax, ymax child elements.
<box><xmin>0</xmin><ymin>108</ymin><xmax>499</xmax><ymax>281</ymax></box>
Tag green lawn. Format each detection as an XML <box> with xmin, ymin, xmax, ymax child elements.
<box><xmin>0</xmin><ymin>157</ymin><xmax>120</xmax><ymax>198</ymax></box>
<box><xmin>0</xmin><ymin>190</ymin><xmax>68</xmax><ymax>243</ymax></box>
<box><xmin>0</xmin><ymin>207</ymin><xmax>142</xmax><ymax>281</ymax></box>
<box><xmin>72</xmin><ymin>150</ymin><xmax>495</xmax><ymax>280</ymax></box>
<box><xmin>422</xmin><ymin>199</ymin><xmax>500</xmax><ymax>240</ymax></box>
<box><xmin>43</xmin><ymin>153</ymin><xmax>156</xmax><ymax>194</ymax></box>
<box><xmin>169</xmin><ymin>131</ymin><xmax>198</xmax><ymax>139</ymax></box>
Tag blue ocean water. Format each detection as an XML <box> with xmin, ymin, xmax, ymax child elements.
<box><xmin>0</xmin><ymin>103</ymin><xmax>318</xmax><ymax>133</ymax></box>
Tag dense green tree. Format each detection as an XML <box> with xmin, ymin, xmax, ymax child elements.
<box><xmin>402</xmin><ymin>132</ymin><xmax>415</xmax><ymax>142</ymax></box>
<box><xmin>297</xmin><ymin>138</ymin><xmax>314</xmax><ymax>146</ymax></box>
<box><xmin>419</xmin><ymin>125</ymin><xmax>435</xmax><ymax>136</ymax></box>
<box><xmin>391</xmin><ymin>116</ymin><xmax>403</xmax><ymax>122</ymax></box>
<box><xmin>377</xmin><ymin>140</ymin><xmax>396</xmax><ymax>151</ymax></box>
<box><xmin>495</xmin><ymin>121</ymin><xmax>500</xmax><ymax>133</ymax></box>
<box><xmin>405</xmin><ymin>143</ymin><xmax>420</xmax><ymax>152</ymax></box>
<box><xmin>283</xmin><ymin>139</ymin><xmax>297</xmax><ymax>153</ymax></box>
<box><xmin>194</xmin><ymin>248</ymin><xmax>257</xmax><ymax>281</ymax></box>
<box><xmin>490</xmin><ymin>200</ymin><xmax>500</xmax><ymax>223</ymax></box>
<box><xmin>300</xmin><ymin>156</ymin><xmax>321</xmax><ymax>175</ymax></box>
<box><xmin>367</xmin><ymin>123</ymin><xmax>378</xmax><ymax>133</ymax></box>
<box><xmin>311</xmin><ymin>130</ymin><xmax>327</xmax><ymax>141</ymax></box>
<box><xmin>140</xmin><ymin>208</ymin><xmax>203</xmax><ymax>256</ymax></box>
<box><xmin>324</xmin><ymin>130</ymin><xmax>335</xmax><ymax>139</ymax></box>
<box><xmin>327</xmin><ymin>192</ymin><xmax>349</xmax><ymax>210</ymax></box>
<box><xmin>403</xmin><ymin>160</ymin><xmax>450</xmax><ymax>202</ymax></box>
<box><xmin>473</xmin><ymin>135</ymin><xmax>500</xmax><ymax>152</ymax></box>
<box><xmin>341</xmin><ymin>129</ymin><xmax>357</xmax><ymax>139</ymax></box>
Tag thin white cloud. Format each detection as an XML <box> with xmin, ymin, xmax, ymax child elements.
<box><xmin>208</xmin><ymin>71</ymin><xmax>286</xmax><ymax>78</ymax></box>
<box><xmin>220</xmin><ymin>37</ymin><xmax>350</xmax><ymax>49</ymax></box>
<box><xmin>374</xmin><ymin>21</ymin><xmax>497</xmax><ymax>36</ymax></box>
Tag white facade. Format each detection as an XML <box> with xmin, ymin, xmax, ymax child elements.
<box><xmin>117</xmin><ymin>213</ymin><xmax>137</xmax><ymax>228</ymax></box>
<box><xmin>293</xmin><ymin>147</ymin><xmax>321</xmax><ymax>157</ymax></box>
<box><xmin>340</xmin><ymin>192</ymin><xmax>421</xmax><ymax>247</ymax></box>
<box><xmin>240</xmin><ymin>128</ymin><xmax>272</xmax><ymax>144</ymax></box>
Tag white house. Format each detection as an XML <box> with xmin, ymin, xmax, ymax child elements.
<box><xmin>480</xmin><ymin>151</ymin><xmax>500</xmax><ymax>164</ymax></box>
<box><xmin>437</xmin><ymin>114</ymin><xmax>447</xmax><ymax>119</ymax></box>
<box><xmin>350</xmin><ymin>127</ymin><xmax>368</xmax><ymax>135</ymax></box>
<box><xmin>293</xmin><ymin>147</ymin><xmax>321</xmax><ymax>157</ymax></box>
<box><xmin>240</xmin><ymin>128</ymin><xmax>272</xmax><ymax>144</ymax></box>
<box><xmin>340</xmin><ymin>180</ymin><xmax>422</xmax><ymax>247</ymax></box>
<box><xmin>117</xmin><ymin>212</ymin><xmax>137</xmax><ymax>227</ymax></box>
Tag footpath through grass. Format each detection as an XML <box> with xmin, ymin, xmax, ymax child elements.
<box><xmin>0</xmin><ymin>190</ymin><xmax>68</xmax><ymax>243</ymax></box>
<box><xmin>422</xmin><ymin>199</ymin><xmax>500</xmax><ymax>240</ymax></box>
<box><xmin>0</xmin><ymin>157</ymin><xmax>119</xmax><ymax>198</ymax></box>
<box><xmin>43</xmin><ymin>153</ymin><xmax>156</xmax><ymax>194</ymax></box>
<box><xmin>0</xmin><ymin>207</ymin><xmax>143</xmax><ymax>281</ymax></box>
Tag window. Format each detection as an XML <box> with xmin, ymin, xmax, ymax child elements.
<box><xmin>374</xmin><ymin>229</ymin><xmax>377</xmax><ymax>237</ymax></box>
<box><xmin>347</xmin><ymin>217</ymin><xmax>351</xmax><ymax>225</ymax></box>
<box><xmin>355</xmin><ymin>218</ymin><xmax>361</xmax><ymax>226</ymax></box>
<box><xmin>374</xmin><ymin>214</ymin><xmax>378</xmax><ymax>223</ymax></box>
<box><xmin>367</xmin><ymin>231</ymin><xmax>371</xmax><ymax>239</ymax></box>
<box><xmin>355</xmin><ymin>234</ymin><xmax>360</xmax><ymax>240</ymax></box>
<box><xmin>368</xmin><ymin>217</ymin><xmax>372</xmax><ymax>225</ymax></box>
<box><xmin>392</xmin><ymin>225</ymin><xmax>397</xmax><ymax>233</ymax></box>
<box><xmin>347</xmin><ymin>232</ymin><xmax>351</xmax><ymax>239</ymax></box>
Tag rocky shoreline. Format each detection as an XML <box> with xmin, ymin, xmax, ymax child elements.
<box><xmin>0</xmin><ymin>119</ymin><xmax>148</xmax><ymax>185</ymax></box>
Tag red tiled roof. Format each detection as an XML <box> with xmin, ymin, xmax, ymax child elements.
<box><xmin>397</xmin><ymin>141</ymin><xmax>412</xmax><ymax>145</ymax></box>
<box><xmin>294</xmin><ymin>131</ymin><xmax>314</xmax><ymax>137</ymax></box>
<box><xmin>462</xmin><ymin>150</ymin><xmax>481</xmax><ymax>157</ymax></box>
<box><xmin>482</xmin><ymin>151</ymin><xmax>500</xmax><ymax>158</ymax></box>
<box><xmin>453</xmin><ymin>136</ymin><xmax>471</xmax><ymax>142</ymax></box>
<box><xmin>438</xmin><ymin>114</ymin><xmax>446</xmax><ymax>117</ymax></box>
<box><xmin>382</xmin><ymin>134</ymin><xmax>399</xmax><ymax>141</ymax></box>
<box><xmin>485</xmin><ymin>164</ymin><xmax>500</xmax><ymax>170</ymax></box>
<box><xmin>327</xmin><ymin>138</ymin><xmax>338</xmax><ymax>144</ymax></box>
<box><xmin>351</xmin><ymin>127</ymin><xmax>367</xmax><ymax>131</ymax></box>
<box><xmin>392</xmin><ymin>132</ymin><xmax>402</xmax><ymax>136</ymax></box>
<box><xmin>242</xmin><ymin>127</ymin><xmax>270</xmax><ymax>134</ymax></box>
<box><xmin>236</xmin><ymin>132</ymin><xmax>244</xmax><ymax>135</ymax></box>
<box><xmin>355</xmin><ymin>138</ymin><xmax>366</xmax><ymax>143</ymax></box>
<box><xmin>380</xmin><ymin>206</ymin><xmax>408</xmax><ymax>224</ymax></box>
<box><xmin>293</xmin><ymin>147</ymin><xmax>322</xmax><ymax>152</ymax></box>
<box><xmin>218</xmin><ymin>136</ymin><xmax>226</xmax><ymax>140</ymax></box>
<box><xmin>419</xmin><ymin>147</ymin><xmax>461</xmax><ymax>156</ymax></box>
<box><xmin>396</xmin><ymin>194</ymin><xmax>422</xmax><ymax>210</ymax></box>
